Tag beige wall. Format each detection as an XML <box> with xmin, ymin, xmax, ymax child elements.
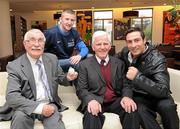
<box><xmin>14</xmin><ymin>11</ymin><xmax>57</xmax><ymax>30</ymax></box>
<box><xmin>17</xmin><ymin>5</ymin><xmax>175</xmax><ymax>53</ymax></box>
<box><xmin>152</xmin><ymin>6</ymin><xmax>173</xmax><ymax>45</ymax></box>
<box><xmin>0</xmin><ymin>0</ymin><xmax>13</xmax><ymax>58</ymax></box>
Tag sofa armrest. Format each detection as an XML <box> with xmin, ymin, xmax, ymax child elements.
<box><xmin>0</xmin><ymin>72</ymin><xmax>8</xmax><ymax>96</ymax></box>
<box><xmin>168</xmin><ymin>68</ymin><xmax>180</xmax><ymax>102</ymax></box>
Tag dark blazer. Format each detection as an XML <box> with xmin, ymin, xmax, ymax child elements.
<box><xmin>5</xmin><ymin>53</ymin><xmax>69</xmax><ymax>116</ymax></box>
<box><xmin>76</xmin><ymin>56</ymin><xmax>132</xmax><ymax>111</ymax></box>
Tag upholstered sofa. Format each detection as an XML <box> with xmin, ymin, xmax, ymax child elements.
<box><xmin>0</xmin><ymin>68</ymin><xmax>180</xmax><ymax>129</ymax></box>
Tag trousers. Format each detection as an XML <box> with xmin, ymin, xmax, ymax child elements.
<box><xmin>134</xmin><ymin>94</ymin><xmax>179</xmax><ymax>129</ymax></box>
<box><xmin>11</xmin><ymin>104</ymin><xmax>65</xmax><ymax>129</ymax></box>
<box><xmin>83</xmin><ymin>97</ymin><xmax>140</xmax><ymax>129</ymax></box>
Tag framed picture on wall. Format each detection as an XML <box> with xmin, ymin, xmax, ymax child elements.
<box><xmin>31</xmin><ymin>20</ymin><xmax>47</xmax><ymax>32</ymax></box>
<box><xmin>114</xmin><ymin>18</ymin><xmax>129</xmax><ymax>40</ymax></box>
<box><xmin>76</xmin><ymin>11</ymin><xmax>92</xmax><ymax>46</ymax></box>
<box><xmin>163</xmin><ymin>9</ymin><xmax>180</xmax><ymax>44</ymax></box>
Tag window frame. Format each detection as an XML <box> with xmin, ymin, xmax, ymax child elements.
<box><xmin>131</xmin><ymin>8</ymin><xmax>153</xmax><ymax>43</ymax></box>
<box><xmin>93</xmin><ymin>10</ymin><xmax>113</xmax><ymax>43</ymax></box>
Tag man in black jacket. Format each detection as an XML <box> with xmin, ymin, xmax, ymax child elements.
<box><xmin>116</xmin><ymin>27</ymin><xmax>179</xmax><ymax>129</ymax></box>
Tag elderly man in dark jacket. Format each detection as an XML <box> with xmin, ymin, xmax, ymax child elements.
<box><xmin>76</xmin><ymin>31</ymin><xmax>139</xmax><ymax>129</ymax></box>
<box><xmin>116</xmin><ymin>27</ymin><xmax>179</xmax><ymax>129</ymax></box>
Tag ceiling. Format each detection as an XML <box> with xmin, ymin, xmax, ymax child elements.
<box><xmin>9</xmin><ymin>0</ymin><xmax>179</xmax><ymax>13</ymax></box>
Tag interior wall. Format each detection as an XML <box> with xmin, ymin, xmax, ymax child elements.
<box><xmin>152</xmin><ymin>6</ymin><xmax>173</xmax><ymax>45</ymax></box>
<box><xmin>0</xmin><ymin>0</ymin><xmax>13</xmax><ymax>58</ymax></box>
<box><xmin>16</xmin><ymin>5</ymin><xmax>174</xmax><ymax>53</ymax></box>
<box><xmin>14</xmin><ymin>11</ymin><xmax>57</xmax><ymax>30</ymax></box>
<box><xmin>113</xmin><ymin>6</ymin><xmax>174</xmax><ymax>52</ymax></box>
<box><xmin>113</xmin><ymin>8</ymin><xmax>131</xmax><ymax>53</ymax></box>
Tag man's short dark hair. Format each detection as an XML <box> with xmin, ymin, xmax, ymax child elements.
<box><xmin>125</xmin><ymin>27</ymin><xmax>145</xmax><ymax>40</ymax></box>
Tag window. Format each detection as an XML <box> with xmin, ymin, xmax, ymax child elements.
<box><xmin>131</xmin><ymin>9</ymin><xmax>153</xmax><ymax>43</ymax></box>
<box><xmin>94</xmin><ymin>11</ymin><xmax>113</xmax><ymax>43</ymax></box>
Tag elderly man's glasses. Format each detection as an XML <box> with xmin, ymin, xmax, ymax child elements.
<box><xmin>26</xmin><ymin>37</ymin><xmax>44</xmax><ymax>44</ymax></box>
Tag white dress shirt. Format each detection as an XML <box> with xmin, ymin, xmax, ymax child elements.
<box><xmin>95</xmin><ymin>55</ymin><xmax>109</xmax><ymax>66</ymax></box>
<box><xmin>26</xmin><ymin>53</ymin><xmax>49</xmax><ymax>114</ymax></box>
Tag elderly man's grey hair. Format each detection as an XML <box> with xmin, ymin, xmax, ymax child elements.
<box><xmin>92</xmin><ymin>31</ymin><xmax>111</xmax><ymax>45</ymax></box>
<box><xmin>23</xmin><ymin>29</ymin><xmax>46</xmax><ymax>43</ymax></box>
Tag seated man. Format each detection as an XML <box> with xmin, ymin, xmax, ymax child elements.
<box><xmin>44</xmin><ymin>9</ymin><xmax>89</xmax><ymax>72</ymax></box>
<box><xmin>4</xmin><ymin>29</ymin><xmax>78</xmax><ymax>129</ymax></box>
<box><xmin>116</xmin><ymin>27</ymin><xmax>179</xmax><ymax>129</ymax></box>
<box><xmin>76</xmin><ymin>30</ymin><xmax>140</xmax><ymax>129</ymax></box>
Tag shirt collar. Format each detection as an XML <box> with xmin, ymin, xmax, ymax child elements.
<box><xmin>95</xmin><ymin>55</ymin><xmax>109</xmax><ymax>66</ymax></box>
<box><xmin>26</xmin><ymin>53</ymin><xmax>43</xmax><ymax>65</ymax></box>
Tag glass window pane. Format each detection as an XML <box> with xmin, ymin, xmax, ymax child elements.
<box><xmin>93</xmin><ymin>10</ymin><xmax>113</xmax><ymax>44</ymax></box>
<box><xmin>104</xmin><ymin>20</ymin><xmax>113</xmax><ymax>42</ymax></box>
<box><xmin>143</xmin><ymin>18</ymin><xmax>152</xmax><ymax>42</ymax></box>
<box><xmin>94</xmin><ymin>11</ymin><xmax>112</xmax><ymax>19</ymax></box>
<box><xmin>94</xmin><ymin>20</ymin><xmax>103</xmax><ymax>31</ymax></box>
<box><xmin>131</xmin><ymin>9</ymin><xmax>152</xmax><ymax>43</ymax></box>
<box><xmin>135</xmin><ymin>9</ymin><xmax>152</xmax><ymax>17</ymax></box>
<box><xmin>131</xmin><ymin>18</ymin><xmax>142</xmax><ymax>28</ymax></box>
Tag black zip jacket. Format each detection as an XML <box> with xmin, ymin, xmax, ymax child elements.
<box><xmin>116</xmin><ymin>43</ymin><xmax>171</xmax><ymax>98</ymax></box>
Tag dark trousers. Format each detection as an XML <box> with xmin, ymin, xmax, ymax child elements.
<box><xmin>134</xmin><ymin>94</ymin><xmax>179</xmax><ymax>129</ymax></box>
<box><xmin>83</xmin><ymin>97</ymin><xmax>140</xmax><ymax>129</ymax></box>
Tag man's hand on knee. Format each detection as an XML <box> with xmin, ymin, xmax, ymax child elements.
<box><xmin>42</xmin><ymin>104</ymin><xmax>55</xmax><ymax>117</ymax></box>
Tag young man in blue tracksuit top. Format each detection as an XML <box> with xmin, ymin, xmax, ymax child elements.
<box><xmin>44</xmin><ymin>9</ymin><xmax>89</xmax><ymax>72</ymax></box>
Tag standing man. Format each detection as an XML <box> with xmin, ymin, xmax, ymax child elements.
<box><xmin>44</xmin><ymin>9</ymin><xmax>89</xmax><ymax>72</ymax></box>
<box><xmin>116</xmin><ymin>27</ymin><xmax>179</xmax><ymax>129</ymax></box>
<box><xmin>5</xmin><ymin>29</ymin><xmax>78</xmax><ymax>129</ymax></box>
<box><xmin>76</xmin><ymin>31</ymin><xmax>140</xmax><ymax>129</ymax></box>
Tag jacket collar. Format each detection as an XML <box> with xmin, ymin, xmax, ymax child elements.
<box><xmin>91</xmin><ymin>56</ymin><xmax>118</xmax><ymax>87</ymax></box>
<box><xmin>21</xmin><ymin>54</ymin><xmax>36</xmax><ymax>97</ymax></box>
<box><xmin>20</xmin><ymin>53</ymin><xmax>53</xmax><ymax>98</ymax></box>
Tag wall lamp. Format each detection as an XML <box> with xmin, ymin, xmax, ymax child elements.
<box><xmin>123</xmin><ymin>10</ymin><xmax>139</xmax><ymax>18</ymax></box>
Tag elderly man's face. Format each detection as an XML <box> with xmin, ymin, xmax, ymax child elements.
<box><xmin>24</xmin><ymin>32</ymin><xmax>45</xmax><ymax>59</ymax></box>
<box><xmin>92</xmin><ymin>34</ymin><xmax>111</xmax><ymax>60</ymax></box>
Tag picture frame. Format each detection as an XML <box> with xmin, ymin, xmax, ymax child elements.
<box><xmin>31</xmin><ymin>20</ymin><xmax>47</xmax><ymax>32</ymax></box>
<box><xmin>163</xmin><ymin>9</ymin><xmax>180</xmax><ymax>44</ymax></box>
<box><xmin>114</xmin><ymin>18</ymin><xmax>129</xmax><ymax>40</ymax></box>
<box><xmin>76</xmin><ymin>11</ymin><xmax>92</xmax><ymax>46</ymax></box>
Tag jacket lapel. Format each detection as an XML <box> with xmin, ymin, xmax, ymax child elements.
<box><xmin>21</xmin><ymin>54</ymin><xmax>36</xmax><ymax>98</ymax></box>
<box><xmin>42</xmin><ymin>55</ymin><xmax>54</xmax><ymax>95</ymax></box>
<box><xmin>110</xmin><ymin>57</ymin><xmax>117</xmax><ymax>89</ymax></box>
<box><xmin>91</xmin><ymin>56</ymin><xmax>105</xmax><ymax>83</ymax></box>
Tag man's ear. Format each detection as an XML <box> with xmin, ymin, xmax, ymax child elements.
<box><xmin>59</xmin><ymin>17</ymin><xmax>62</xmax><ymax>23</ymax></box>
<box><xmin>23</xmin><ymin>41</ymin><xmax>26</xmax><ymax>45</ymax></box>
<box><xmin>91</xmin><ymin>45</ymin><xmax>95</xmax><ymax>51</ymax></box>
<box><xmin>144</xmin><ymin>38</ymin><xmax>147</xmax><ymax>44</ymax></box>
